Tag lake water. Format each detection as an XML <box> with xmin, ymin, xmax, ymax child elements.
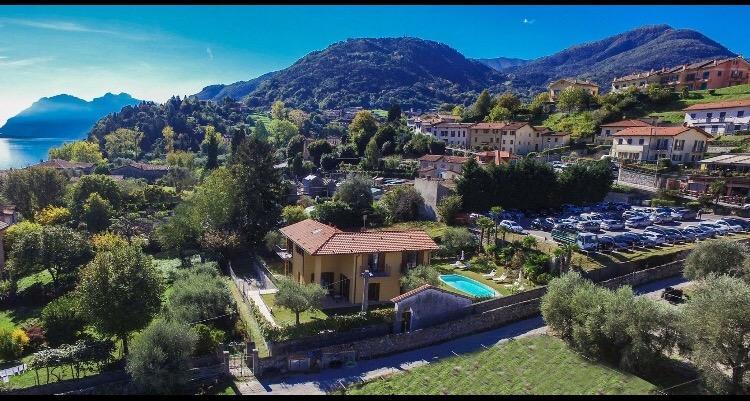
<box><xmin>0</xmin><ymin>137</ymin><xmax>78</xmax><ymax>169</ymax></box>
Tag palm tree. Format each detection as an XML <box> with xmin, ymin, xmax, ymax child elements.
<box><xmin>522</xmin><ymin>235</ymin><xmax>537</xmax><ymax>250</ymax></box>
<box><xmin>489</xmin><ymin>206</ymin><xmax>504</xmax><ymax>244</ymax></box>
<box><xmin>553</xmin><ymin>243</ymin><xmax>579</xmax><ymax>274</ymax></box>
<box><xmin>476</xmin><ymin>216</ymin><xmax>495</xmax><ymax>252</ymax></box>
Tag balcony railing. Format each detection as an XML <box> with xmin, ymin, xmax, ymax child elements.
<box><xmin>359</xmin><ymin>264</ymin><xmax>391</xmax><ymax>277</ymax></box>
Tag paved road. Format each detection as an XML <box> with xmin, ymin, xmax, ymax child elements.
<box><xmin>256</xmin><ymin>275</ymin><xmax>689</xmax><ymax>395</ymax></box>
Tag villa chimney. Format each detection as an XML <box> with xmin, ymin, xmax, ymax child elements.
<box><xmin>651</xmin><ymin>128</ymin><xmax>656</xmax><ymax>135</ymax></box>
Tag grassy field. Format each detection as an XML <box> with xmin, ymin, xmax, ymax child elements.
<box><xmin>682</xmin><ymin>83</ymin><xmax>750</xmax><ymax>106</ymax></box>
<box><xmin>372</xmin><ymin>221</ymin><xmax>448</xmax><ymax>240</ymax></box>
<box><xmin>342</xmin><ymin>335</ymin><xmax>657</xmax><ymax>395</ymax></box>
<box><xmin>226</xmin><ymin>278</ymin><xmax>269</xmax><ymax>357</ymax></box>
<box><xmin>260</xmin><ymin>293</ymin><xmax>328</xmax><ymax>326</ymax></box>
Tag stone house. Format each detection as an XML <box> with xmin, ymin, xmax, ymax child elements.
<box><xmin>548</xmin><ymin>78</ymin><xmax>599</xmax><ymax>101</ymax></box>
<box><xmin>110</xmin><ymin>162</ymin><xmax>169</xmax><ymax>182</ymax></box>
<box><xmin>391</xmin><ymin>284</ymin><xmax>473</xmax><ymax>333</ymax></box>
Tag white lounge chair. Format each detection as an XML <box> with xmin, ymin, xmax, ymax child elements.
<box><xmin>492</xmin><ymin>274</ymin><xmax>508</xmax><ymax>283</ymax></box>
<box><xmin>482</xmin><ymin>269</ymin><xmax>496</xmax><ymax>278</ymax></box>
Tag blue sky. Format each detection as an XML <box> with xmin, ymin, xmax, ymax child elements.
<box><xmin>2</xmin><ymin>5</ymin><xmax>750</xmax><ymax>125</ymax></box>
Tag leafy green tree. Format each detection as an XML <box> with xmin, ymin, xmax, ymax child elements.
<box><xmin>310</xmin><ymin>200</ymin><xmax>356</xmax><ymax>228</ymax></box>
<box><xmin>387</xmin><ymin>104</ymin><xmax>401</xmax><ymax>123</ymax></box>
<box><xmin>253</xmin><ymin>121</ymin><xmax>270</xmax><ymax>141</ymax></box>
<box><xmin>680</xmin><ymin>275</ymin><xmax>750</xmax><ymax>394</ymax></box>
<box><xmin>34</xmin><ymin>206</ymin><xmax>71</xmax><ymax>226</ymax></box>
<box><xmin>475</xmin><ymin>216</ymin><xmax>495</xmax><ymax>250</ymax></box>
<box><xmin>270</xmin><ymin>100</ymin><xmax>287</xmax><ymax>120</ymax></box>
<box><xmin>230</xmin><ymin>125</ymin><xmax>247</xmax><ymax>153</ymax></box>
<box><xmin>48</xmin><ymin>140</ymin><xmax>105</xmax><ymax>164</ymax></box>
<box><xmin>77</xmin><ymin>243</ymin><xmax>164</xmax><ymax>355</ymax></box>
<box><xmin>282</xmin><ymin>205</ymin><xmax>308</xmax><ymax>225</ymax></box>
<box><xmin>348</xmin><ymin>111</ymin><xmax>379</xmax><ymax>155</ymax></box>
<box><xmin>557</xmin><ymin>87</ymin><xmax>592</xmax><ymax>113</ymax></box>
<box><xmin>2</xmin><ymin>167</ymin><xmax>67</xmax><ymax>218</ymax></box>
<box><xmin>451</xmin><ymin>105</ymin><xmax>464</xmax><ymax>118</ymax></box>
<box><xmin>275</xmin><ymin>277</ymin><xmax>326</xmax><ymax>325</ymax></box>
<box><xmin>68</xmin><ymin>174</ymin><xmax>122</xmax><ymax>220</ymax></box>
<box><xmin>363</xmin><ymin>138</ymin><xmax>381</xmax><ymax>170</ymax></box>
<box><xmin>104</xmin><ymin>128</ymin><xmax>143</xmax><ymax>160</ymax></box>
<box><xmin>320</xmin><ymin>153</ymin><xmax>338</xmax><ymax>171</ymax></box>
<box><xmin>9</xmin><ymin>225</ymin><xmax>93</xmax><ymax>292</ymax></box>
<box><xmin>40</xmin><ymin>293</ymin><xmax>85</xmax><ymax>346</ymax></box>
<box><xmin>162</xmin><ymin>126</ymin><xmax>175</xmax><ymax>154</ymax></box>
<box><xmin>334</xmin><ymin>175</ymin><xmax>373</xmax><ymax>217</ymax></box>
<box><xmin>437</xmin><ymin>195</ymin><xmax>463</xmax><ymax>225</ymax></box>
<box><xmin>455</xmin><ymin>158</ymin><xmax>491</xmax><ymax>212</ymax></box>
<box><xmin>230</xmin><ymin>137</ymin><xmax>285</xmax><ymax>248</ymax></box>
<box><xmin>379</xmin><ymin>185</ymin><xmax>424</xmax><ymax>222</ymax></box>
<box><xmin>165</xmin><ymin>263</ymin><xmax>233</xmax><ymax>324</ymax></box>
<box><xmin>201</xmin><ymin>125</ymin><xmax>221</xmax><ymax>170</ymax></box>
<box><xmin>439</xmin><ymin>227</ymin><xmax>477</xmax><ymax>257</ymax></box>
<box><xmin>495</xmin><ymin>92</ymin><xmax>521</xmax><ymax>113</ymax></box>
<box><xmin>487</xmin><ymin>105</ymin><xmax>512</xmax><ymax>122</ymax></box>
<box><xmin>307</xmin><ymin>140</ymin><xmax>333</xmax><ymax>166</ymax></box>
<box><xmin>126</xmin><ymin>318</ymin><xmax>197</xmax><ymax>394</ymax></box>
<box><xmin>400</xmin><ymin>265</ymin><xmax>440</xmax><ymax>291</ymax></box>
<box><xmin>684</xmin><ymin>239</ymin><xmax>749</xmax><ymax>282</ymax></box>
<box><xmin>287</xmin><ymin>134</ymin><xmax>305</xmax><ymax>156</ymax></box>
<box><xmin>468</xmin><ymin>90</ymin><xmax>492</xmax><ymax>121</ymax></box>
<box><xmin>82</xmin><ymin>193</ymin><xmax>113</xmax><ymax>233</ymax></box>
<box><xmin>267</xmin><ymin>119</ymin><xmax>299</xmax><ymax>149</ymax></box>
<box><xmin>709</xmin><ymin>180</ymin><xmax>727</xmax><ymax>204</ymax></box>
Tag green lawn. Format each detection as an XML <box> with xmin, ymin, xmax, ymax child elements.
<box><xmin>227</xmin><ymin>278</ymin><xmax>269</xmax><ymax>357</ymax></box>
<box><xmin>260</xmin><ymin>293</ymin><xmax>328</xmax><ymax>326</ymax></box>
<box><xmin>15</xmin><ymin>270</ymin><xmax>53</xmax><ymax>293</ymax></box>
<box><xmin>342</xmin><ymin>335</ymin><xmax>657</xmax><ymax>395</ymax></box>
<box><xmin>374</xmin><ymin>221</ymin><xmax>448</xmax><ymax>240</ymax></box>
<box><xmin>682</xmin><ymin>83</ymin><xmax>750</xmax><ymax>106</ymax></box>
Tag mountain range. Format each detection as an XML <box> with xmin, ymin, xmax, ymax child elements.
<box><xmin>0</xmin><ymin>92</ymin><xmax>141</xmax><ymax>138</ymax></box>
<box><xmin>194</xmin><ymin>24</ymin><xmax>736</xmax><ymax>110</ymax></box>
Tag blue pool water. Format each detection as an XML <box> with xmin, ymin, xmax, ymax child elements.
<box><xmin>439</xmin><ymin>274</ymin><xmax>498</xmax><ymax>298</ymax></box>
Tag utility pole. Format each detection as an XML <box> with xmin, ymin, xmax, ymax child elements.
<box><xmin>361</xmin><ymin>269</ymin><xmax>373</xmax><ymax>313</ymax></box>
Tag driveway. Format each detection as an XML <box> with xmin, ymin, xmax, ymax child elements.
<box><xmin>256</xmin><ymin>276</ymin><xmax>690</xmax><ymax>395</ymax></box>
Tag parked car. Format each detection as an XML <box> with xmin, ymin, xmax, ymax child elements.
<box><xmin>645</xmin><ymin>226</ymin><xmax>679</xmax><ymax>243</ymax></box>
<box><xmin>597</xmin><ymin>235</ymin><xmax>615</xmax><ymax>251</ymax></box>
<box><xmin>699</xmin><ymin>221</ymin><xmax>730</xmax><ymax>235</ymax></box>
<box><xmin>622</xmin><ymin>210</ymin><xmax>647</xmax><ymax>220</ymax></box>
<box><xmin>650</xmin><ymin>212</ymin><xmax>673</xmax><ymax>224</ymax></box>
<box><xmin>677</xmin><ymin>228</ymin><xmax>698</xmax><ymax>242</ymax></box>
<box><xmin>600</xmin><ymin>219</ymin><xmax>625</xmax><ymax>231</ymax></box>
<box><xmin>611</xmin><ymin>234</ymin><xmax>632</xmax><ymax>250</ymax></box>
<box><xmin>662</xmin><ymin>227</ymin><xmax>688</xmax><ymax>243</ymax></box>
<box><xmin>714</xmin><ymin>219</ymin><xmax>744</xmax><ymax>233</ymax></box>
<box><xmin>672</xmin><ymin>208</ymin><xmax>698</xmax><ymax>221</ymax></box>
<box><xmin>682</xmin><ymin>227</ymin><xmax>708</xmax><ymax>241</ymax></box>
<box><xmin>499</xmin><ymin>220</ymin><xmax>524</xmax><ymax>234</ymax></box>
<box><xmin>576</xmin><ymin>220</ymin><xmax>601</xmax><ymax>232</ymax></box>
<box><xmin>720</xmin><ymin>217</ymin><xmax>750</xmax><ymax>231</ymax></box>
<box><xmin>553</xmin><ymin>222</ymin><xmax>577</xmax><ymax>232</ymax></box>
<box><xmin>641</xmin><ymin>231</ymin><xmax>667</xmax><ymax>245</ymax></box>
<box><xmin>687</xmin><ymin>224</ymin><xmax>718</xmax><ymax>238</ymax></box>
<box><xmin>580</xmin><ymin>212</ymin><xmax>604</xmax><ymax>221</ymax></box>
<box><xmin>530</xmin><ymin>218</ymin><xmax>555</xmax><ymax>231</ymax></box>
<box><xmin>625</xmin><ymin>216</ymin><xmax>651</xmax><ymax>228</ymax></box>
<box><xmin>634</xmin><ymin>233</ymin><xmax>659</xmax><ymax>247</ymax></box>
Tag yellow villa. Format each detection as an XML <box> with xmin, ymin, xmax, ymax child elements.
<box><xmin>278</xmin><ymin>219</ymin><xmax>439</xmax><ymax>305</ymax></box>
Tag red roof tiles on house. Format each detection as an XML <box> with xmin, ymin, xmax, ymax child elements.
<box><xmin>600</xmin><ymin>119</ymin><xmax>655</xmax><ymax>128</ymax></box>
<box><xmin>35</xmin><ymin>159</ymin><xmax>94</xmax><ymax>169</ymax></box>
<box><xmin>391</xmin><ymin>284</ymin><xmax>472</xmax><ymax>303</ymax></box>
<box><xmin>683</xmin><ymin>99</ymin><xmax>750</xmax><ymax>111</ymax></box>
<box><xmin>279</xmin><ymin>219</ymin><xmax>439</xmax><ymax>256</ymax></box>
<box><xmin>613</xmin><ymin>126</ymin><xmax>712</xmax><ymax>138</ymax></box>
<box><xmin>418</xmin><ymin>154</ymin><xmax>443</xmax><ymax>162</ymax></box>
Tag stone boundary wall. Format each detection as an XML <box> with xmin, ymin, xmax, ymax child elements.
<box><xmin>471</xmin><ymin>287</ymin><xmax>547</xmax><ymax>314</ymax></box>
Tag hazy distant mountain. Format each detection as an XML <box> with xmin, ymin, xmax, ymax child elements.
<box><xmin>0</xmin><ymin>92</ymin><xmax>142</xmax><ymax>138</ymax></box>
<box><xmin>196</xmin><ymin>37</ymin><xmax>507</xmax><ymax>111</ymax></box>
<box><xmin>475</xmin><ymin>57</ymin><xmax>530</xmax><ymax>71</ymax></box>
<box><xmin>504</xmin><ymin>24</ymin><xmax>737</xmax><ymax>97</ymax></box>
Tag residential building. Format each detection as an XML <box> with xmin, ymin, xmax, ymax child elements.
<box><xmin>429</xmin><ymin>122</ymin><xmax>473</xmax><ymax>148</ymax></box>
<box><xmin>301</xmin><ymin>174</ymin><xmax>337</xmax><ymax>197</ymax></box>
<box><xmin>609</xmin><ymin>126</ymin><xmax>711</xmax><ymax>163</ymax></box>
<box><xmin>697</xmin><ymin>153</ymin><xmax>750</xmax><ymax>173</ymax></box>
<box><xmin>548</xmin><ymin>78</ymin><xmax>599</xmax><ymax>101</ymax></box>
<box><xmin>33</xmin><ymin>159</ymin><xmax>95</xmax><ymax>174</ymax></box>
<box><xmin>391</xmin><ymin>284</ymin><xmax>473</xmax><ymax>333</ymax></box>
<box><xmin>278</xmin><ymin>219</ymin><xmax>439</xmax><ymax>304</ymax></box>
<box><xmin>540</xmin><ymin>131</ymin><xmax>572</xmax><ymax>151</ymax></box>
<box><xmin>413</xmin><ymin>177</ymin><xmax>455</xmax><ymax>220</ymax></box>
<box><xmin>683</xmin><ymin>99</ymin><xmax>750</xmax><ymax>134</ymax></box>
<box><xmin>468</xmin><ymin>122</ymin><xmax>538</xmax><ymax>154</ymax></box>
<box><xmin>110</xmin><ymin>162</ymin><xmax>169</xmax><ymax>182</ymax></box>
<box><xmin>597</xmin><ymin>119</ymin><xmax>656</xmax><ymax>145</ymax></box>
<box><xmin>475</xmin><ymin>150</ymin><xmax>516</xmax><ymax>166</ymax></box>
<box><xmin>417</xmin><ymin>154</ymin><xmax>469</xmax><ymax>179</ymax></box>
<box><xmin>411</xmin><ymin>114</ymin><xmax>460</xmax><ymax>135</ymax></box>
<box><xmin>612</xmin><ymin>56</ymin><xmax>750</xmax><ymax>93</ymax></box>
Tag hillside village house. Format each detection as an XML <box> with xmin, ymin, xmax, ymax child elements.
<box><xmin>468</xmin><ymin>122</ymin><xmax>537</xmax><ymax>153</ymax></box>
<box><xmin>612</xmin><ymin>56</ymin><xmax>750</xmax><ymax>92</ymax></box>
<box><xmin>475</xmin><ymin>150</ymin><xmax>516</xmax><ymax>166</ymax></box>
<box><xmin>33</xmin><ymin>159</ymin><xmax>95</xmax><ymax>175</ymax></box>
<box><xmin>596</xmin><ymin>119</ymin><xmax>658</xmax><ymax>145</ymax></box>
<box><xmin>609</xmin><ymin>126</ymin><xmax>711</xmax><ymax>163</ymax></box>
<box><xmin>418</xmin><ymin>154</ymin><xmax>469</xmax><ymax>179</ymax></box>
<box><xmin>683</xmin><ymin>99</ymin><xmax>750</xmax><ymax>134</ymax></box>
<box><xmin>541</xmin><ymin>130</ymin><xmax>572</xmax><ymax>151</ymax></box>
<box><xmin>278</xmin><ymin>219</ymin><xmax>439</xmax><ymax>305</ymax></box>
<box><xmin>110</xmin><ymin>162</ymin><xmax>169</xmax><ymax>182</ymax></box>
<box><xmin>548</xmin><ymin>78</ymin><xmax>599</xmax><ymax>101</ymax></box>
<box><xmin>429</xmin><ymin>122</ymin><xmax>473</xmax><ymax>148</ymax></box>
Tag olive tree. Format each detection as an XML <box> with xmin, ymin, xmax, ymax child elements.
<box><xmin>683</xmin><ymin>239</ymin><xmax>749</xmax><ymax>282</ymax></box>
<box><xmin>400</xmin><ymin>265</ymin><xmax>440</xmax><ymax>291</ymax></box>
<box><xmin>275</xmin><ymin>277</ymin><xmax>326</xmax><ymax>325</ymax></box>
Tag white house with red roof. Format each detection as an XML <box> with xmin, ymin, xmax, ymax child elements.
<box><xmin>609</xmin><ymin>126</ymin><xmax>712</xmax><ymax>163</ymax></box>
<box><xmin>683</xmin><ymin>99</ymin><xmax>750</xmax><ymax>134</ymax></box>
<box><xmin>596</xmin><ymin>119</ymin><xmax>657</xmax><ymax>145</ymax></box>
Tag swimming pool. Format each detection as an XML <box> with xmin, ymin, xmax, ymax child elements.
<box><xmin>439</xmin><ymin>274</ymin><xmax>498</xmax><ymax>298</ymax></box>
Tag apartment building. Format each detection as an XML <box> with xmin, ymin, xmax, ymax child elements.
<box><xmin>683</xmin><ymin>99</ymin><xmax>750</xmax><ymax>134</ymax></box>
<box><xmin>548</xmin><ymin>78</ymin><xmax>600</xmax><ymax>101</ymax></box>
<box><xmin>612</xmin><ymin>56</ymin><xmax>750</xmax><ymax>93</ymax></box>
<box><xmin>417</xmin><ymin>154</ymin><xmax>470</xmax><ymax>179</ymax></box>
<box><xmin>467</xmin><ymin>122</ymin><xmax>537</xmax><ymax>154</ymax></box>
<box><xmin>609</xmin><ymin>126</ymin><xmax>711</xmax><ymax>163</ymax></box>
<box><xmin>596</xmin><ymin>119</ymin><xmax>657</xmax><ymax>144</ymax></box>
<box><xmin>429</xmin><ymin>122</ymin><xmax>473</xmax><ymax>148</ymax></box>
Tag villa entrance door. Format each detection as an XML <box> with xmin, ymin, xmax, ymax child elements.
<box><xmin>340</xmin><ymin>274</ymin><xmax>350</xmax><ymax>301</ymax></box>
<box><xmin>321</xmin><ymin>272</ymin><xmax>334</xmax><ymax>295</ymax></box>
<box><xmin>401</xmin><ymin>310</ymin><xmax>412</xmax><ymax>332</ymax></box>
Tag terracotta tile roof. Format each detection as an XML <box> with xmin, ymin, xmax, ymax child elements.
<box><xmin>532</xmin><ymin>125</ymin><xmax>553</xmax><ymax>133</ymax></box>
<box><xmin>613</xmin><ymin>126</ymin><xmax>712</xmax><ymax>138</ymax></box>
<box><xmin>432</xmin><ymin>122</ymin><xmax>473</xmax><ymax>129</ymax></box>
<box><xmin>418</xmin><ymin>154</ymin><xmax>443</xmax><ymax>162</ymax></box>
<box><xmin>279</xmin><ymin>219</ymin><xmax>439</xmax><ymax>256</ymax></box>
<box><xmin>391</xmin><ymin>284</ymin><xmax>472</xmax><ymax>303</ymax></box>
<box><xmin>279</xmin><ymin>219</ymin><xmax>342</xmax><ymax>255</ymax></box>
<box><xmin>600</xmin><ymin>119</ymin><xmax>655</xmax><ymax>128</ymax></box>
<box><xmin>542</xmin><ymin>131</ymin><xmax>571</xmax><ymax>137</ymax></box>
<box><xmin>503</xmin><ymin>122</ymin><xmax>530</xmax><ymax>130</ymax></box>
<box><xmin>683</xmin><ymin>99</ymin><xmax>750</xmax><ymax>111</ymax></box>
<box><xmin>123</xmin><ymin>162</ymin><xmax>170</xmax><ymax>171</ymax></box>
<box><xmin>550</xmin><ymin>78</ymin><xmax>599</xmax><ymax>87</ymax></box>
<box><xmin>470</xmin><ymin>122</ymin><xmax>506</xmax><ymax>130</ymax></box>
<box><xmin>613</xmin><ymin>70</ymin><xmax>659</xmax><ymax>82</ymax></box>
<box><xmin>35</xmin><ymin>159</ymin><xmax>94</xmax><ymax>169</ymax></box>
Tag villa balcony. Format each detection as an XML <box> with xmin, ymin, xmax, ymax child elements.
<box><xmin>359</xmin><ymin>264</ymin><xmax>392</xmax><ymax>277</ymax></box>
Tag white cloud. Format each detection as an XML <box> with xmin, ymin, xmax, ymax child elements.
<box><xmin>0</xmin><ymin>57</ymin><xmax>52</xmax><ymax>68</ymax></box>
<box><xmin>206</xmin><ymin>47</ymin><xmax>214</xmax><ymax>60</ymax></box>
<box><xmin>522</xmin><ymin>18</ymin><xmax>536</xmax><ymax>25</ymax></box>
<box><xmin>0</xmin><ymin>18</ymin><xmax>158</xmax><ymax>41</ymax></box>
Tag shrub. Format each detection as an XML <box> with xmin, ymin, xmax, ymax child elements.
<box><xmin>439</xmin><ymin>227</ymin><xmax>477</xmax><ymax>257</ymax></box>
<box><xmin>3</xmin><ymin>221</ymin><xmax>42</xmax><ymax>253</ymax></box>
<box><xmin>127</xmin><ymin>318</ymin><xmax>197</xmax><ymax>394</ymax></box>
<box><xmin>40</xmin><ymin>293</ymin><xmax>86</xmax><ymax>347</ymax></box>
<box><xmin>0</xmin><ymin>328</ymin><xmax>29</xmax><ymax>360</ymax></box>
<box><xmin>683</xmin><ymin>239</ymin><xmax>749</xmax><ymax>282</ymax></box>
<box><xmin>34</xmin><ymin>206</ymin><xmax>72</xmax><ymax>226</ymax></box>
<box><xmin>260</xmin><ymin>309</ymin><xmax>393</xmax><ymax>343</ymax></box>
<box><xmin>437</xmin><ymin>195</ymin><xmax>463</xmax><ymax>225</ymax></box>
<box><xmin>281</xmin><ymin>205</ymin><xmax>308</xmax><ymax>225</ymax></box>
<box><xmin>685</xmin><ymin>201</ymin><xmax>702</xmax><ymax>210</ymax></box>
<box><xmin>649</xmin><ymin>198</ymin><xmax>676</xmax><ymax>207</ymax></box>
<box><xmin>379</xmin><ymin>186</ymin><xmax>425</xmax><ymax>222</ymax></box>
<box><xmin>400</xmin><ymin>265</ymin><xmax>440</xmax><ymax>291</ymax></box>
<box><xmin>165</xmin><ymin>263</ymin><xmax>234</xmax><ymax>327</ymax></box>
<box><xmin>192</xmin><ymin>323</ymin><xmax>225</xmax><ymax>356</ymax></box>
<box><xmin>20</xmin><ymin>320</ymin><xmax>46</xmax><ymax>351</ymax></box>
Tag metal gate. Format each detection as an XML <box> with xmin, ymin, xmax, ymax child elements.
<box><xmin>227</xmin><ymin>341</ymin><xmax>251</xmax><ymax>377</ymax></box>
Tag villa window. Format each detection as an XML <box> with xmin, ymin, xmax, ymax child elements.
<box><xmin>703</xmin><ymin>71</ymin><xmax>710</xmax><ymax>79</ymax></box>
<box><xmin>738</xmin><ymin>110</ymin><xmax>745</xmax><ymax>117</ymax></box>
<box><xmin>627</xmin><ymin>139</ymin><xmax>632</xmax><ymax>145</ymax></box>
<box><xmin>707</xmin><ymin>112</ymin><xmax>713</xmax><ymax>120</ymax></box>
<box><xmin>690</xmin><ymin>113</ymin><xmax>696</xmax><ymax>119</ymax></box>
<box><xmin>618</xmin><ymin>138</ymin><xmax>623</xmax><ymax>145</ymax></box>
<box><xmin>639</xmin><ymin>139</ymin><xmax>645</xmax><ymax>145</ymax></box>
<box><xmin>605</xmin><ymin>129</ymin><xmax>611</xmax><ymax>136</ymax></box>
